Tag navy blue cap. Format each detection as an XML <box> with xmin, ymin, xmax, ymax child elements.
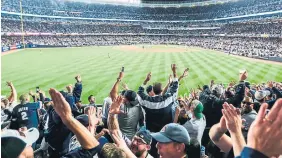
<box><xmin>96</xmin><ymin>136</ymin><xmax>109</xmax><ymax>153</ymax></box>
<box><xmin>75</xmin><ymin>114</ymin><xmax>89</xmax><ymax>127</ymax></box>
<box><xmin>44</xmin><ymin>98</ymin><xmax>52</xmax><ymax>103</ymax></box>
<box><xmin>135</xmin><ymin>129</ymin><xmax>152</xmax><ymax>145</ymax></box>
<box><xmin>151</xmin><ymin>123</ymin><xmax>190</xmax><ymax>145</ymax></box>
<box><xmin>124</xmin><ymin>90</ymin><xmax>137</xmax><ymax>102</ymax></box>
<box><xmin>146</xmin><ymin>85</ymin><xmax>153</xmax><ymax>94</ymax></box>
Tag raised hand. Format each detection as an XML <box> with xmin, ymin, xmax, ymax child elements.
<box><xmin>182</xmin><ymin>68</ymin><xmax>189</xmax><ymax>77</ymax></box>
<box><xmin>109</xmin><ymin>95</ymin><xmax>124</xmax><ymax>115</ymax></box>
<box><xmin>247</xmin><ymin>99</ymin><xmax>282</xmax><ymax>157</ymax></box>
<box><xmin>239</xmin><ymin>70</ymin><xmax>248</xmax><ymax>81</ymax></box>
<box><xmin>75</xmin><ymin>75</ymin><xmax>82</xmax><ymax>82</ymax></box>
<box><xmin>6</xmin><ymin>81</ymin><xmax>13</xmax><ymax>87</ymax></box>
<box><xmin>144</xmin><ymin>72</ymin><xmax>152</xmax><ymax>84</ymax></box>
<box><xmin>87</xmin><ymin>106</ymin><xmax>99</xmax><ymax>126</ymax></box>
<box><xmin>122</xmin><ymin>82</ymin><xmax>129</xmax><ymax>90</ymax></box>
<box><xmin>66</xmin><ymin>84</ymin><xmax>73</xmax><ymax>93</ymax></box>
<box><xmin>219</xmin><ymin>116</ymin><xmax>227</xmax><ymax>131</ymax></box>
<box><xmin>171</xmin><ymin>64</ymin><xmax>177</xmax><ymax>72</ymax></box>
<box><xmin>49</xmin><ymin>88</ymin><xmax>72</xmax><ymax>122</ymax></box>
<box><xmin>222</xmin><ymin>102</ymin><xmax>243</xmax><ymax>134</ymax></box>
<box><xmin>29</xmin><ymin>90</ymin><xmax>35</xmax><ymax>96</ymax></box>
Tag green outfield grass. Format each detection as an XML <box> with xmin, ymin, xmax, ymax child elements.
<box><xmin>2</xmin><ymin>45</ymin><xmax>282</xmax><ymax>103</ymax></box>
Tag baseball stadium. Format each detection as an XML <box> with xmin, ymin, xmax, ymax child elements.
<box><xmin>1</xmin><ymin>0</ymin><xmax>282</xmax><ymax>158</ymax></box>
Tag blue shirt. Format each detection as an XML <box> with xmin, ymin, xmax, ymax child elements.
<box><xmin>236</xmin><ymin>147</ymin><xmax>268</xmax><ymax>158</ymax></box>
<box><xmin>12</xmin><ymin>102</ymin><xmax>40</xmax><ymax>129</ymax></box>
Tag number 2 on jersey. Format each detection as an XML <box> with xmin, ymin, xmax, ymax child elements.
<box><xmin>21</xmin><ymin>112</ymin><xmax>28</xmax><ymax>120</ymax></box>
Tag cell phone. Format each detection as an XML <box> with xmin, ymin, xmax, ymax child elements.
<box><xmin>121</xmin><ymin>66</ymin><xmax>124</xmax><ymax>72</ymax></box>
<box><xmin>36</xmin><ymin>87</ymin><xmax>40</xmax><ymax>93</ymax></box>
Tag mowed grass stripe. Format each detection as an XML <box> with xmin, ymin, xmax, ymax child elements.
<box><xmin>2</xmin><ymin>45</ymin><xmax>282</xmax><ymax>103</ymax></box>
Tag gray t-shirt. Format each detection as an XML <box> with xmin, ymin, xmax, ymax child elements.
<box><xmin>118</xmin><ymin>103</ymin><xmax>144</xmax><ymax>140</ymax></box>
<box><xmin>182</xmin><ymin>115</ymin><xmax>206</xmax><ymax>145</ymax></box>
<box><xmin>242</xmin><ymin>109</ymin><xmax>257</xmax><ymax>139</ymax></box>
<box><xmin>101</xmin><ymin>97</ymin><xmax>112</xmax><ymax>124</ymax></box>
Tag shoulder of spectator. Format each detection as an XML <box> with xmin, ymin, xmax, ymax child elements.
<box><xmin>239</xmin><ymin>147</ymin><xmax>268</xmax><ymax>158</ymax></box>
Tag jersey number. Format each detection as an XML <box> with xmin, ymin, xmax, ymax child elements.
<box><xmin>21</xmin><ymin>112</ymin><xmax>28</xmax><ymax>120</ymax></box>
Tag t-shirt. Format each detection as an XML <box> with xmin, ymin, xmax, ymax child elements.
<box><xmin>101</xmin><ymin>97</ymin><xmax>112</xmax><ymax>125</ymax></box>
<box><xmin>241</xmin><ymin>110</ymin><xmax>257</xmax><ymax>139</ymax></box>
<box><xmin>118</xmin><ymin>103</ymin><xmax>144</xmax><ymax>140</ymax></box>
<box><xmin>182</xmin><ymin>115</ymin><xmax>206</xmax><ymax>145</ymax></box>
<box><xmin>12</xmin><ymin>102</ymin><xmax>40</xmax><ymax>129</ymax></box>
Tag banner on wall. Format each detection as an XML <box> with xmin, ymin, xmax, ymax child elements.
<box><xmin>1</xmin><ymin>46</ymin><xmax>10</xmax><ymax>52</ymax></box>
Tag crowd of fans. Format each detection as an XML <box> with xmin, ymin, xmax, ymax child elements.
<box><xmin>2</xmin><ymin>35</ymin><xmax>282</xmax><ymax>58</ymax></box>
<box><xmin>2</xmin><ymin>67</ymin><xmax>282</xmax><ymax>158</ymax></box>
<box><xmin>2</xmin><ymin>18</ymin><xmax>282</xmax><ymax>36</ymax></box>
<box><xmin>1</xmin><ymin>0</ymin><xmax>282</xmax><ymax>20</ymax></box>
<box><xmin>2</xmin><ymin>0</ymin><xmax>282</xmax><ymax>157</ymax></box>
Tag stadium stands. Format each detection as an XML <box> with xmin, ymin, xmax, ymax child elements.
<box><xmin>2</xmin><ymin>0</ymin><xmax>282</xmax><ymax>158</ymax></box>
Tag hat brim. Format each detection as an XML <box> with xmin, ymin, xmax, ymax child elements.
<box><xmin>24</xmin><ymin>128</ymin><xmax>39</xmax><ymax>145</ymax></box>
<box><xmin>151</xmin><ymin>132</ymin><xmax>173</xmax><ymax>143</ymax></box>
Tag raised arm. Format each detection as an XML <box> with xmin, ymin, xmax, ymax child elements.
<box><xmin>110</xmin><ymin>71</ymin><xmax>124</xmax><ymax>101</ymax></box>
<box><xmin>178</xmin><ymin>68</ymin><xmax>189</xmax><ymax>82</ymax></box>
<box><xmin>222</xmin><ymin>102</ymin><xmax>246</xmax><ymax>157</ymax></box>
<box><xmin>137</xmin><ymin>72</ymin><xmax>152</xmax><ymax>102</ymax></box>
<box><xmin>49</xmin><ymin>88</ymin><xmax>99</xmax><ymax>150</ymax></box>
<box><xmin>225</xmin><ymin>71</ymin><xmax>247</xmax><ymax>107</ymax></box>
<box><xmin>7</xmin><ymin>81</ymin><xmax>17</xmax><ymax>103</ymax></box>
<box><xmin>73</xmin><ymin>75</ymin><xmax>82</xmax><ymax>103</ymax></box>
<box><xmin>161</xmin><ymin>75</ymin><xmax>172</xmax><ymax>96</ymax></box>
<box><xmin>108</xmin><ymin>95</ymin><xmax>124</xmax><ymax>132</ymax></box>
<box><xmin>209</xmin><ymin>117</ymin><xmax>233</xmax><ymax>153</ymax></box>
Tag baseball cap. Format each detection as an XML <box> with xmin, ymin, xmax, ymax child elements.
<box><xmin>151</xmin><ymin>123</ymin><xmax>190</xmax><ymax>145</ymax></box>
<box><xmin>44</xmin><ymin>98</ymin><xmax>52</xmax><ymax>103</ymax></box>
<box><xmin>1</xmin><ymin>128</ymin><xmax>39</xmax><ymax>158</ymax></box>
<box><xmin>76</xmin><ymin>114</ymin><xmax>89</xmax><ymax>127</ymax></box>
<box><xmin>124</xmin><ymin>90</ymin><xmax>137</xmax><ymax>102</ymax></box>
<box><xmin>255</xmin><ymin>90</ymin><xmax>270</xmax><ymax>101</ymax></box>
<box><xmin>191</xmin><ymin>100</ymin><xmax>204</xmax><ymax>119</ymax></box>
<box><xmin>135</xmin><ymin>129</ymin><xmax>152</xmax><ymax>145</ymax></box>
<box><xmin>242</xmin><ymin>96</ymin><xmax>253</xmax><ymax>104</ymax></box>
<box><xmin>146</xmin><ymin>85</ymin><xmax>153</xmax><ymax>94</ymax></box>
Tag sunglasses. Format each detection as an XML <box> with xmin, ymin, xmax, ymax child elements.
<box><xmin>242</xmin><ymin>102</ymin><xmax>252</xmax><ymax>105</ymax></box>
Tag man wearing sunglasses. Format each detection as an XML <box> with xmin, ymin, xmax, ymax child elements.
<box><xmin>241</xmin><ymin>97</ymin><xmax>257</xmax><ymax>139</ymax></box>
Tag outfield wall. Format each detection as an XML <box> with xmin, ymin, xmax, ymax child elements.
<box><xmin>2</xmin><ymin>43</ymin><xmax>282</xmax><ymax>63</ymax></box>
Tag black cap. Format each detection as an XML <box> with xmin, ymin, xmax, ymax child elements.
<box><xmin>146</xmin><ymin>85</ymin><xmax>153</xmax><ymax>94</ymax></box>
<box><xmin>76</xmin><ymin>114</ymin><xmax>89</xmax><ymax>127</ymax></box>
<box><xmin>124</xmin><ymin>90</ymin><xmax>137</xmax><ymax>102</ymax></box>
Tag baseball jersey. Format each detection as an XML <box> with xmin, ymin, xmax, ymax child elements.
<box><xmin>12</xmin><ymin>102</ymin><xmax>40</xmax><ymax>129</ymax></box>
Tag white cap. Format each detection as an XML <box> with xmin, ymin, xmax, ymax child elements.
<box><xmin>255</xmin><ymin>90</ymin><xmax>270</xmax><ymax>101</ymax></box>
<box><xmin>1</xmin><ymin>127</ymin><xmax>39</xmax><ymax>146</ymax></box>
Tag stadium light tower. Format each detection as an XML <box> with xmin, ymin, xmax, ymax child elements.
<box><xmin>20</xmin><ymin>0</ymin><xmax>25</xmax><ymax>48</ymax></box>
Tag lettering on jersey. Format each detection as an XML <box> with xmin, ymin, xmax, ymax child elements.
<box><xmin>18</xmin><ymin>107</ymin><xmax>28</xmax><ymax>112</ymax></box>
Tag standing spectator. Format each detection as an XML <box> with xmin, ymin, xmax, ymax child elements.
<box><xmin>137</xmin><ymin>64</ymin><xmax>179</xmax><ymax>133</ymax></box>
<box><xmin>108</xmin><ymin>95</ymin><xmax>154</xmax><ymax>158</ymax></box>
<box><xmin>181</xmin><ymin>100</ymin><xmax>206</xmax><ymax>145</ymax></box>
<box><xmin>110</xmin><ymin>70</ymin><xmax>144</xmax><ymax>140</ymax></box>
<box><xmin>240</xmin><ymin>96</ymin><xmax>257</xmax><ymax>139</ymax></box>
<box><xmin>11</xmin><ymin>94</ymin><xmax>40</xmax><ymax>130</ymax></box>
